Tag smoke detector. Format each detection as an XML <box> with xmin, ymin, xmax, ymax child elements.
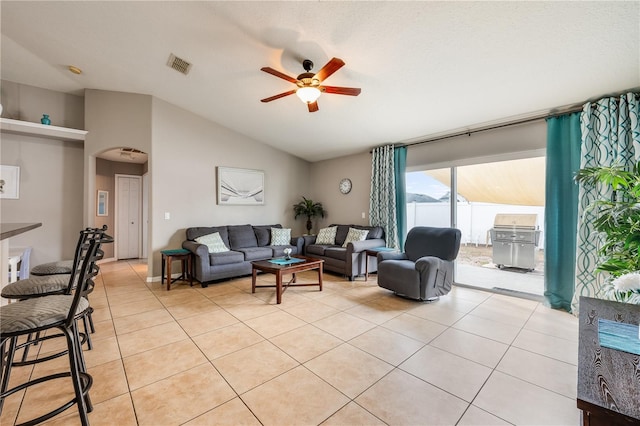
<box><xmin>167</xmin><ymin>53</ymin><xmax>192</xmax><ymax>75</ymax></box>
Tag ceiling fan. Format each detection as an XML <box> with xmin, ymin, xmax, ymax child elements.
<box><xmin>260</xmin><ymin>57</ymin><xmax>361</xmax><ymax>112</ymax></box>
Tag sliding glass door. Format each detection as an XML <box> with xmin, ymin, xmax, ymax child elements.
<box><xmin>406</xmin><ymin>156</ymin><xmax>545</xmax><ymax>297</ymax></box>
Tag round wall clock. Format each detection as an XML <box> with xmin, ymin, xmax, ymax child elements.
<box><xmin>339</xmin><ymin>178</ymin><xmax>352</xmax><ymax>194</ymax></box>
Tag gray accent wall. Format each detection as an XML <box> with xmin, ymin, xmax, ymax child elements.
<box><xmin>309</xmin><ymin>152</ymin><xmax>372</xmax><ymax>231</ymax></box>
<box><xmin>0</xmin><ymin>81</ymin><xmax>85</xmax><ymax>267</ymax></box>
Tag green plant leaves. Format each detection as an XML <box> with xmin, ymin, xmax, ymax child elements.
<box><xmin>576</xmin><ymin>162</ymin><xmax>640</xmax><ymax>277</ymax></box>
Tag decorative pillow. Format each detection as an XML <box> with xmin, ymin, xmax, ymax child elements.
<box><xmin>271</xmin><ymin>228</ymin><xmax>291</xmax><ymax>245</ymax></box>
<box><xmin>342</xmin><ymin>228</ymin><xmax>369</xmax><ymax>248</ymax></box>
<box><xmin>195</xmin><ymin>232</ymin><xmax>229</xmax><ymax>253</ymax></box>
<box><xmin>315</xmin><ymin>226</ymin><xmax>338</xmax><ymax>245</ymax></box>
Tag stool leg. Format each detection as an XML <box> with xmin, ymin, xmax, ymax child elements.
<box><xmin>167</xmin><ymin>257</ymin><xmax>172</xmax><ymax>291</ymax></box>
<box><xmin>87</xmin><ymin>307</ymin><xmax>96</xmax><ymax>334</ymax></box>
<box><xmin>64</xmin><ymin>327</ymin><xmax>91</xmax><ymax>425</ymax></box>
<box><xmin>0</xmin><ymin>337</ymin><xmax>18</xmax><ymax>413</ymax></box>
<box><xmin>72</xmin><ymin>321</ymin><xmax>92</xmax><ymax>413</ymax></box>
<box><xmin>82</xmin><ymin>315</ymin><xmax>93</xmax><ymax>350</ymax></box>
<box><xmin>161</xmin><ymin>255</ymin><xmax>166</xmax><ymax>285</ymax></box>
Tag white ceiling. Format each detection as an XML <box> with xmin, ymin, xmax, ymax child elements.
<box><xmin>1</xmin><ymin>1</ymin><xmax>638</xmax><ymax>163</ymax></box>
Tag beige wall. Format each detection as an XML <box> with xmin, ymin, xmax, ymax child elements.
<box><xmin>95</xmin><ymin>158</ymin><xmax>145</xmax><ymax>259</ymax></box>
<box><xmin>84</xmin><ymin>90</ymin><xmax>152</xmax><ymax>228</ymax></box>
<box><xmin>0</xmin><ymin>81</ymin><xmax>85</xmax><ymax>267</ymax></box>
<box><xmin>149</xmin><ymin>97</ymin><xmax>311</xmax><ymax>277</ymax></box>
<box><xmin>406</xmin><ymin>120</ymin><xmax>547</xmax><ymax>170</ymax></box>
<box><xmin>309</xmin><ymin>152</ymin><xmax>372</xmax><ymax>231</ymax></box>
<box><xmin>1</xmin><ymin>80</ymin><xmax>84</xmax><ymax>129</ymax></box>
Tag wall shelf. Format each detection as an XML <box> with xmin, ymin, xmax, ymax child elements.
<box><xmin>0</xmin><ymin>118</ymin><xmax>87</xmax><ymax>142</ymax></box>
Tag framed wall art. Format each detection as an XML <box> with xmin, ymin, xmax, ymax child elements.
<box><xmin>0</xmin><ymin>165</ymin><xmax>20</xmax><ymax>199</ymax></box>
<box><xmin>217</xmin><ymin>167</ymin><xmax>264</xmax><ymax>205</ymax></box>
<box><xmin>97</xmin><ymin>190</ymin><xmax>109</xmax><ymax>216</ymax></box>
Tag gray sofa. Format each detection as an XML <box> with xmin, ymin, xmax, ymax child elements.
<box><xmin>303</xmin><ymin>224</ymin><xmax>385</xmax><ymax>280</ymax></box>
<box><xmin>182</xmin><ymin>224</ymin><xmax>303</xmax><ymax>286</ymax></box>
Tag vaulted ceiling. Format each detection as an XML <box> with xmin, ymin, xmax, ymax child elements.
<box><xmin>1</xmin><ymin>1</ymin><xmax>638</xmax><ymax>162</ymax></box>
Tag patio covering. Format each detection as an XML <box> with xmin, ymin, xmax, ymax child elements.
<box><xmin>426</xmin><ymin>157</ymin><xmax>545</xmax><ymax>206</ymax></box>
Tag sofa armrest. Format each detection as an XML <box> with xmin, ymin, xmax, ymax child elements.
<box><xmin>347</xmin><ymin>238</ymin><xmax>386</xmax><ymax>254</ymax></box>
<box><xmin>183</xmin><ymin>240</ymin><xmax>209</xmax><ymax>264</ymax></box>
<box><xmin>290</xmin><ymin>236</ymin><xmax>304</xmax><ymax>255</ymax></box>
<box><xmin>415</xmin><ymin>256</ymin><xmax>446</xmax><ymax>272</ymax></box>
<box><xmin>378</xmin><ymin>251</ymin><xmax>408</xmax><ymax>262</ymax></box>
<box><xmin>302</xmin><ymin>235</ymin><xmax>317</xmax><ymax>255</ymax></box>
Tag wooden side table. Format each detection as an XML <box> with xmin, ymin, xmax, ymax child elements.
<box><xmin>364</xmin><ymin>247</ymin><xmax>396</xmax><ymax>281</ymax></box>
<box><xmin>161</xmin><ymin>249</ymin><xmax>193</xmax><ymax>290</ymax></box>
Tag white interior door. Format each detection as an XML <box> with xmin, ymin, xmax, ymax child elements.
<box><xmin>142</xmin><ymin>173</ymin><xmax>149</xmax><ymax>259</ymax></box>
<box><xmin>116</xmin><ymin>175</ymin><xmax>142</xmax><ymax>259</ymax></box>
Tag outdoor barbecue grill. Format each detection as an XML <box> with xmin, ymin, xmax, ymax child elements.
<box><xmin>489</xmin><ymin>213</ymin><xmax>541</xmax><ymax>271</ymax></box>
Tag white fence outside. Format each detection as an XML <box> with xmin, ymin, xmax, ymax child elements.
<box><xmin>406</xmin><ymin>202</ymin><xmax>546</xmax><ymax>248</ymax></box>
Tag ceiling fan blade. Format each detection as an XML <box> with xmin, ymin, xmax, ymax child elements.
<box><xmin>314</xmin><ymin>58</ymin><xmax>345</xmax><ymax>82</ymax></box>
<box><xmin>260</xmin><ymin>90</ymin><xmax>296</xmax><ymax>103</ymax></box>
<box><xmin>321</xmin><ymin>86</ymin><xmax>362</xmax><ymax>96</ymax></box>
<box><xmin>260</xmin><ymin>67</ymin><xmax>299</xmax><ymax>84</ymax></box>
<box><xmin>308</xmin><ymin>101</ymin><xmax>319</xmax><ymax>113</ymax></box>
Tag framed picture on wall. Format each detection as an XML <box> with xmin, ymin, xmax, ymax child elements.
<box><xmin>97</xmin><ymin>190</ymin><xmax>108</xmax><ymax>216</ymax></box>
<box><xmin>0</xmin><ymin>165</ymin><xmax>20</xmax><ymax>199</ymax></box>
<box><xmin>217</xmin><ymin>167</ymin><xmax>264</xmax><ymax>205</ymax></box>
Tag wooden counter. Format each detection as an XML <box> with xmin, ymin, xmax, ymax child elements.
<box><xmin>1</xmin><ymin>222</ymin><xmax>42</xmax><ymax>240</ymax></box>
<box><xmin>1</xmin><ymin>223</ymin><xmax>42</xmax><ymax>306</ymax></box>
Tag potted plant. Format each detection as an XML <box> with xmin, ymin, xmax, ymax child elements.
<box><xmin>293</xmin><ymin>196</ymin><xmax>327</xmax><ymax>234</ymax></box>
<box><xmin>575</xmin><ymin>161</ymin><xmax>640</xmax><ymax>301</ymax></box>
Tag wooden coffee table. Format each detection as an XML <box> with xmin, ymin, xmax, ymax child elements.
<box><xmin>251</xmin><ymin>256</ymin><xmax>323</xmax><ymax>304</ymax></box>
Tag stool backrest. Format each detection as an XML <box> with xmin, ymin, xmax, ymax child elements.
<box><xmin>66</xmin><ymin>226</ymin><xmax>113</xmax><ymax>294</ymax></box>
<box><xmin>65</xmin><ymin>237</ymin><xmax>102</xmax><ymax>328</ymax></box>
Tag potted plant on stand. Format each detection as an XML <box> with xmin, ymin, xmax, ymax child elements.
<box><xmin>293</xmin><ymin>196</ymin><xmax>326</xmax><ymax>235</ymax></box>
<box><xmin>575</xmin><ymin>161</ymin><xmax>640</xmax><ymax>304</ymax></box>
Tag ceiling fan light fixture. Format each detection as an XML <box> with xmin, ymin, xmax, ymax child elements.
<box><xmin>296</xmin><ymin>86</ymin><xmax>321</xmax><ymax>104</ymax></box>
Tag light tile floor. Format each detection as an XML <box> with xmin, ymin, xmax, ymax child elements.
<box><xmin>1</xmin><ymin>260</ymin><xmax>581</xmax><ymax>425</ymax></box>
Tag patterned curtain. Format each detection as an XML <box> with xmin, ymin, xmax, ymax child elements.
<box><xmin>370</xmin><ymin>145</ymin><xmax>399</xmax><ymax>249</ymax></box>
<box><xmin>572</xmin><ymin>92</ymin><xmax>640</xmax><ymax>314</ymax></box>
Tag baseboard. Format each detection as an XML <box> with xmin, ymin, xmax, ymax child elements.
<box><xmin>97</xmin><ymin>257</ymin><xmax>116</xmax><ymax>264</ymax></box>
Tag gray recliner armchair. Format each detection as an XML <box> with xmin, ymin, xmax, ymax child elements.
<box><xmin>377</xmin><ymin>226</ymin><xmax>461</xmax><ymax>301</ymax></box>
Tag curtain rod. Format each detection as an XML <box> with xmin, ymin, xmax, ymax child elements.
<box><xmin>368</xmin><ymin>106</ymin><xmax>582</xmax><ymax>154</ymax></box>
<box><xmin>399</xmin><ymin>106</ymin><xmax>584</xmax><ymax>149</ymax></box>
<box><xmin>373</xmin><ymin>88</ymin><xmax>639</xmax><ymax>152</ymax></box>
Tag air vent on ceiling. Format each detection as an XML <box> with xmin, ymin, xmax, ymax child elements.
<box><xmin>167</xmin><ymin>53</ymin><xmax>192</xmax><ymax>75</ymax></box>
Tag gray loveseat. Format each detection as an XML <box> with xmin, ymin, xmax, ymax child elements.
<box><xmin>183</xmin><ymin>224</ymin><xmax>303</xmax><ymax>286</ymax></box>
<box><xmin>303</xmin><ymin>224</ymin><xmax>385</xmax><ymax>281</ymax></box>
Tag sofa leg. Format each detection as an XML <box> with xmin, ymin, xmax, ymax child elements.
<box><xmin>348</xmin><ymin>276</ymin><xmax>353</xmax><ymax>281</ymax></box>
<box><xmin>201</xmin><ymin>283</ymin><xmax>208</xmax><ymax>288</ymax></box>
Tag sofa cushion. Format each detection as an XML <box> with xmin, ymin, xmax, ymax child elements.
<box><xmin>366</xmin><ymin>226</ymin><xmax>384</xmax><ymax>240</ymax></box>
<box><xmin>306</xmin><ymin>244</ymin><xmax>331</xmax><ymax>256</ymax></box>
<box><xmin>195</xmin><ymin>232</ymin><xmax>229</xmax><ymax>253</ymax></box>
<box><xmin>334</xmin><ymin>225</ymin><xmax>351</xmax><ymax>246</ymax></box>
<box><xmin>254</xmin><ymin>225</ymin><xmax>281</xmax><ymax>246</ymax></box>
<box><xmin>271</xmin><ymin>228</ymin><xmax>291</xmax><ymax>245</ymax></box>
<box><xmin>324</xmin><ymin>247</ymin><xmax>347</xmax><ymax>261</ymax></box>
<box><xmin>342</xmin><ymin>228</ymin><xmax>369</xmax><ymax>247</ymax></box>
<box><xmin>237</xmin><ymin>247</ymin><xmax>273</xmax><ymax>261</ymax></box>
<box><xmin>210</xmin><ymin>251</ymin><xmax>245</xmax><ymax>266</ymax></box>
<box><xmin>187</xmin><ymin>226</ymin><xmax>229</xmax><ymax>247</ymax></box>
<box><xmin>316</xmin><ymin>226</ymin><xmax>337</xmax><ymax>245</ymax></box>
<box><xmin>228</xmin><ymin>225</ymin><xmax>258</xmax><ymax>250</ymax></box>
